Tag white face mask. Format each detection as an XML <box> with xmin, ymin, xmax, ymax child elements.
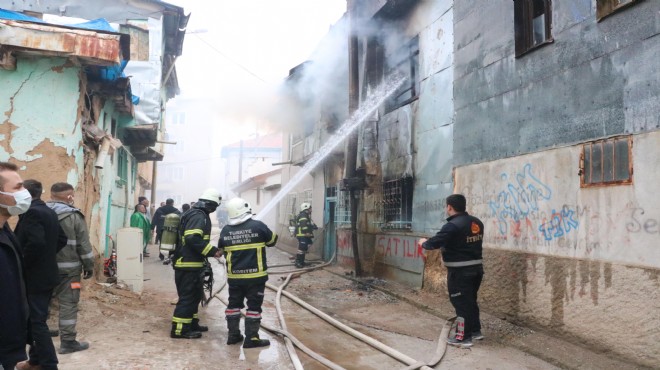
<box><xmin>0</xmin><ymin>188</ymin><xmax>32</xmax><ymax>216</ymax></box>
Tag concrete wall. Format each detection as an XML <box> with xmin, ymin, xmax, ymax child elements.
<box><xmin>453</xmin><ymin>131</ymin><xmax>660</xmax><ymax>366</ymax></box>
<box><xmin>0</xmin><ymin>57</ymin><xmax>83</xmax><ymax>185</ymax></box>
<box><xmin>352</xmin><ymin>0</ymin><xmax>455</xmax><ymax>283</ymax></box>
<box><xmin>453</xmin><ymin>0</ymin><xmax>660</xmax><ymax>166</ymax></box>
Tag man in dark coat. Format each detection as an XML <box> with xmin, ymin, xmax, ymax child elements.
<box><xmin>14</xmin><ymin>180</ymin><xmax>67</xmax><ymax>370</ymax></box>
<box><xmin>0</xmin><ymin>162</ymin><xmax>31</xmax><ymax>369</ymax></box>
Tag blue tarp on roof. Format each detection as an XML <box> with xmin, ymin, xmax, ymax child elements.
<box><xmin>0</xmin><ymin>8</ymin><xmax>138</xmax><ymax>106</ymax></box>
<box><xmin>0</xmin><ymin>8</ymin><xmax>117</xmax><ymax>33</ymax></box>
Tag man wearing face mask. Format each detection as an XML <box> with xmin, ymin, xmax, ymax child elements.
<box><xmin>170</xmin><ymin>188</ymin><xmax>223</xmax><ymax>339</ymax></box>
<box><xmin>46</xmin><ymin>183</ymin><xmax>94</xmax><ymax>354</ymax></box>
<box><xmin>0</xmin><ymin>162</ymin><xmax>31</xmax><ymax>369</ymax></box>
<box><xmin>14</xmin><ymin>180</ymin><xmax>67</xmax><ymax>370</ymax></box>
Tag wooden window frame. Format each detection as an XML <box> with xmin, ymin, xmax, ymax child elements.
<box><xmin>514</xmin><ymin>0</ymin><xmax>554</xmax><ymax>57</ymax></box>
<box><xmin>597</xmin><ymin>0</ymin><xmax>641</xmax><ymax>21</ymax></box>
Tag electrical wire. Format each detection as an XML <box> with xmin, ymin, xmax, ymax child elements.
<box><xmin>193</xmin><ymin>34</ymin><xmax>269</xmax><ymax>84</ymax></box>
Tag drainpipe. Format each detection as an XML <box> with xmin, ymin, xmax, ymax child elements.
<box><xmin>150</xmin><ymin>161</ymin><xmax>158</xmax><ymax>214</ymax></box>
<box><xmin>105</xmin><ymin>192</ymin><xmax>112</xmax><ymax>257</ymax></box>
<box><xmin>346</xmin><ymin>0</ymin><xmax>363</xmax><ymax>276</ymax></box>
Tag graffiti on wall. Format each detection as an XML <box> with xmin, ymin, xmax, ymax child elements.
<box><xmin>484</xmin><ymin>163</ymin><xmax>580</xmax><ymax>244</ymax></box>
<box><xmin>336</xmin><ymin>229</ymin><xmax>354</xmax><ymax>267</ymax></box>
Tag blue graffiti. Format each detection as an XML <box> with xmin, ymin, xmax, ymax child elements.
<box><xmin>538</xmin><ymin>207</ymin><xmax>580</xmax><ymax>241</ymax></box>
<box><xmin>489</xmin><ymin>164</ymin><xmax>553</xmax><ymax>235</ymax></box>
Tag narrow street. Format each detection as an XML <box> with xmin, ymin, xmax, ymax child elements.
<box><xmin>51</xmin><ymin>228</ymin><xmax>640</xmax><ymax>370</ymax></box>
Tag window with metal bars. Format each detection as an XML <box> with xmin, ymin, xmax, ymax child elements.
<box><xmin>381</xmin><ymin>177</ymin><xmax>413</xmax><ymax>230</ymax></box>
<box><xmin>580</xmin><ymin>136</ymin><xmax>632</xmax><ymax>187</ymax></box>
<box><xmin>281</xmin><ymin>193</ymin><xmax>298</xmax><ymax>226</ymax></box>
<box><xmin>335</xmin><ymin>189</ymin><xmax>352</xmax><ymax>225</ymax></box>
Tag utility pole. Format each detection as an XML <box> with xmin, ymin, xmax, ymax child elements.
<box><xmin>345</xmin><ymin>0</ymin><xmax>363</xmax><ymax>276</ymax></box>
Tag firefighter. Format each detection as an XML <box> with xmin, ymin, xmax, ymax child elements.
<box><xmin>219</xmin><ymin>198</ymin><xmax>278</xmax><ymax>348</ymax></box>
<box><xmin>170</xmin><ymin>189</ymin><xmax>222</xmax><ymax>339</ymax></box>
<box><xmin>295</xmin><ymin>202</ymin><xmax>317</xmax><ymax>268</ymax></box>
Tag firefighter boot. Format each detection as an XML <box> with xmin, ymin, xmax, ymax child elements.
<box><xmin>226</xmin><ymin>317</ymin><xmax>244</xmax><ymax>345</ymax></box>
<box><xmin>59</xmin><ymin>340</ymin><xmax>90</xmax><ymax>354</ymax></box>
<box><xmin>192</xmin><ymin>318</ymin><xmax>209</xmax><ymax>332</ymax></box>
<box><xmin>294</xmin><ymin>253</ymin><xmax>305</xmax><ymax>268</ymax></box>
<box><xmin>170</xmin><ymin>323</ymin><xmax>202</xmax><ymax>339</ymax></box>
<box><xmin>243</xmin><ymin>318</ymin><xmax>270</xmax><ymax>348</ymax></box>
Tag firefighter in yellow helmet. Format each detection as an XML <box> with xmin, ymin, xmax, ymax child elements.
<box><xmin>170</xmin><ymin>188</ymin><xmax>222</xmax><ymax>339</ymax></box>
<box><xmin>219</xmin><ymin>198</ymin><xmax>278</xmax><ymax>348</ymax></box>
<box><xmin>295</xmin><ymin>202</ymin><xmax>317</xmax><ymax>268</ymax></box>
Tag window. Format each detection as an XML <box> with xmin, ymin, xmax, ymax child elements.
<box><xmin>597</xmin><ymin>0</ymin><xmax>640</xmax><ymax>21</ymax></box>
<box><xmin>111</xmin><ymin>118</ymin><xmax>118</xmax><ymax>137</ymax></box>
<box><xmin>385</xmin><ymin>36</ymin><xmax>420</xmax><ymax>113</ymax></box>
<box><xmin>281</xmin><ymin>193</ymin><xmax>298</xmax><ymax>225</ymax></box>
<box><xmin>117</xmin><ymin>148</ymin><xmax>128</xmax><ymax>185</ymax></box>
<box><xmin>171</xmin><ymin>166</ymin><xmax>184</xmax><ymax>181</ymax></box>
<box><xmin>381</xmin><ymin>176</ymin><xmax>414</xmax><ymax>230</ymax></box>
<box><xmin>336</xmin><ymin>188</ymin><xmax>352</xmax><ymax>225</ymax></box>
<box><xmin>581</xmin><ymin>136</ymin><xmax>632</xmax><ymax>187</ymax></box>
<box><xmin>173</xmin><ymin>140</ymin><xmax>185</xmax><ymax>153</ymax></box>
<box><xmin>514</xmin><ymin>0</ymin><xmax>553</xmax><ymax>57</ymax></box>
<box><xmin>171</xmin><ymin>112</ymin><xmax>185</xmax><ymax>126</ymax></box>
<box><xmin>120</xmin><ymin>24</ymin><xmax>150</xmax><ymax>61</ymax></box>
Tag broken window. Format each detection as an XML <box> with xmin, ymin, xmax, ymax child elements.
<box><xmin>381</xmin><ymin>176</ymin><xmax>413</xmax><ymax>230</ymax></box>
<box><xmin>120</xmin><ymin>24</ymin><xmax>150</xmax><ymax>62</ymax></box>
<box><xmin>581</xmin><ymin>136</ymin><xmax>632</xmax><ymax>187</ymax></box>
<box><xmin>514</xmin><ymin>0</ymin><xmax>553</xmax><ymax>57</ymax></box>
<box><xmin>596</xmin><ymin>0</ymin><xmax>640</xmax><ymax>21</ymax></box>
<box><xmin>385</xmin><ymin>36</ymin><xmax>419</xmax><ymax>113</ymax></box>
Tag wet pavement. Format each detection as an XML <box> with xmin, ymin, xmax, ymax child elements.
<box><xmin>50</xmin><ymin>225</ymin><xmax>627</xmax><ymax>369</ymax></box>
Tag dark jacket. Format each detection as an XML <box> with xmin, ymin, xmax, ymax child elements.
<box><xmin>219</xmin><ymin>218</ymin><xmax>278</xmax><ymax>285</ymax></box>
<box><xmin>15</xmin><ymin>199</ymin><xmax>67</xmax><ymax>293</ymax></box>
<box><xmin>173</xmin><ymin>207</ymin><xmax>217</xmax><ymax>271</ymax></box>
<box><xmin>422</xmin><ymin>212</ymin><xmax>484</xmax><ymax>268</ymax></box>
<box><xmin>295</xmin><ymin>210</ymin><xmax>317</xmax><ymax>239</ymax></box>
<box><xmin>152</xmin><ymin>205</ymin><xmax>181</xmax><ymax>232</ymax></box>
<box><xmin>0</xmin><ymin>222</ymin><xmax>29</xmax><ymax>364</ymax></box>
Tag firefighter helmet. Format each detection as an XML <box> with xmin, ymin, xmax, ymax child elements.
<box><xmin>300</xmin><ymin>202</ymin><xmax>311</xmax><ymax>211</ymax></box>
<box><xmin>227</xmin><ymin>198</ymin><xmax>252</xmax><ymax>219</ymax></box>
<box><xmin>199</xmin><ymin>188</ymin><xmax>222</xmax><ymax>205</ymax></box>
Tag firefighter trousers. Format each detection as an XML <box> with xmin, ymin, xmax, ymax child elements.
<box><xmin>173</xmin><ymin>270</ymin><xmax>203</xmax><ymax>325</ymax></box>
<box><xmin>447</xmin><ymin>265</ymin><xmax>483</xmax><ymax>340</ymax></box>
<box><xmin>227</xmin><ymin>283</ymin><xmax>266</xmax><ymax>319</ymax></box>
<box><xmin>51</xmin><ymin>275</ymin><xmax>82</xmax><ymax>342</ymax></box>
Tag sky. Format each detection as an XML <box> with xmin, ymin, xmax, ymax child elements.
<box><xmin>166</xmin><ymin>0</ymin><xmax>347</xmax><ymax>144</ymax></box>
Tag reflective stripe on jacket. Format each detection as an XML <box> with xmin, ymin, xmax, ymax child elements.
<box><xmin>295</xmin><ymin>210</ymin><xmax>315</xmax><ymax>238</ymax></box>
<box><xmin>219</xmin><ymin>218</ymin><xmax>277</xmax><ymax>285</ymax></box>
<box><xmin>173</xmin><ymin>208</ymin><xmax>217</xmax><ymax>270</ymax></box>
<box><xmin>47</xmin><ymin>201</ymin><xmax>95</xmax><ymax>277</ymax></box>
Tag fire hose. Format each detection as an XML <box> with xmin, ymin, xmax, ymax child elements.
<box><xmin>209</xmin><ymin>253</ymin><xmax>451</xmax><ymax>370</ymax></box>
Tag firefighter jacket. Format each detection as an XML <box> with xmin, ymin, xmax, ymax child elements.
<box><xmin>422</xmin><ymin>212</ymin><xmax>484</xmax><ymax>268</ymax></box>
<box><xmin>219</xmin><ymin>218</ymin><xmax>278</xmax><ymax>285</ymax></box>
<box><xmin>295</xmin><ymin>210</ymin><xmax>317</xmax><ymax>239</ymax></box>
<box><xmin>46</xmin><ymin>201</ymin><xmax>95</xmax><ymax>277</ymax></box>
<box><xmin>173</xmin><ymin>207</ymin><xmax>218</xmax><ymax>270</ymax></box>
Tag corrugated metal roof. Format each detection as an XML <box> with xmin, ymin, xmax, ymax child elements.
<box><xmin>0</xmin><ymin>19</ymin><xmax>125</xmax><ymax>65</ymax></box>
